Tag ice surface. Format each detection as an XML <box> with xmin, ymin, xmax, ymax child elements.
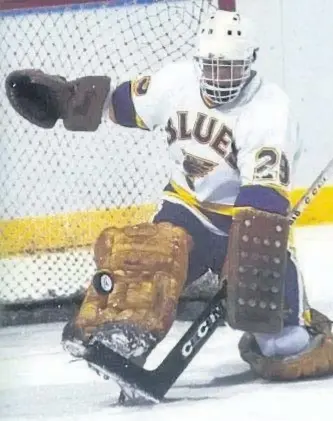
<box><xmin>1</xmin><ymin>226</ymin><xmax>333</xmax><ymax>421</ymax></box>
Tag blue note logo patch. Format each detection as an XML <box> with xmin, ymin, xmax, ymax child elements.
<box><xmin>182</xmin><ymin>150</ymin><xmax>218</xmax><ymax>190</ymax></box>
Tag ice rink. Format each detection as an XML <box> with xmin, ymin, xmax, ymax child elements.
<box><xmin>1</xmin><ymin>225</ymin><xmax>333</xmax><ymax>421</ymax></box>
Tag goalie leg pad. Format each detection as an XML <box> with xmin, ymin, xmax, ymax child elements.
<box><xmin>67</xmin><ymin>222</ymin><xmax>192</xmax><ymax>358</ymax></box>
<box><xmin>225</xmin><ymin>208</ymin><xmax>290</xmax><ymax>334</ymax></box>
<box><xmin>238</xmin><ymin>309</ymin><xmax>333</xmax><ymax>380</ymax></box>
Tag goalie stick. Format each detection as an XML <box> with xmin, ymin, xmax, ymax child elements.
<box><xmin>85</xmin><ymin>283</ymin><xmax>227</xmax><ymax>403</ymax></box>
<box><xmin>288</xmin><ymin>157</ymin><xmax>333</xmax><ymax>224</ymax></box>
<box><xmin>83</xmin><ymin>157</ymin><xmax>333</xmax><ymax>404</ymax></box>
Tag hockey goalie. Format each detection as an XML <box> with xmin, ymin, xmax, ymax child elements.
<box><xmin>6</xmin><ymin>9</ymin><xmax>333</xmax><ymax>391</ymax></box>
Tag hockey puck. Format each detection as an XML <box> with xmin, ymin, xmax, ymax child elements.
<box><xmin>92</xmin><ymin>270</ymin><xmax>114</xmax><ymax>295</ymax></box>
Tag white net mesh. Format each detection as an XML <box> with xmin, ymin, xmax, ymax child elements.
<box><xmin>0</xmin><ymin>0</ymin><xmax>216</xmax><ymax>305</ymax></box>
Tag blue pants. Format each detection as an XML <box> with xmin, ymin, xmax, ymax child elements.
<box><xmin>153</xmin><ymin>200</ymin><xmax>307</xmax><ymax>326</ymax></box>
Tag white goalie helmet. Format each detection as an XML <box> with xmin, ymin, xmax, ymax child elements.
<box><xmin>195</xmin><ymin>10</ymin><xmax>258</xmax><ymax>105</ymax></box>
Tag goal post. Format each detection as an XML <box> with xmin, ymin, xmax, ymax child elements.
<box><xmin>0</xmin><ymin>0</ymin><xmax>218</xmax><ymax>314</ymax></box>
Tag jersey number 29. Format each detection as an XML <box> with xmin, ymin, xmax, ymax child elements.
<box><xmin>253</xmin><ymin>147</ymin><xmax>290</xmax><ymax>186</ymax></box>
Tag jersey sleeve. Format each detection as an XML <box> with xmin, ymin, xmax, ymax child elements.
<box><xmin>233</xmin><ymin>85</ymin><xmax>299</xmax><ymax>215</ymax></box>
<box><xmin>111</xmin><ymin>64</ymin><xmax>173</xmax><ymax>131</ymax></box>
<box><xmin>235</xmin><ymin>86</ymin><xmax>295</xmax><ymax>194</ymax></box>
<box><xmin>130</xmin><ymin>64</ymin><xmax>172</xmax><ymax>130</ymax></box>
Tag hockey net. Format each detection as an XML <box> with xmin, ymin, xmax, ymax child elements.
<box><xmin>0</xmin><ymin>0</ymin><xmax>217</xmax><ymax>311</ymax></box>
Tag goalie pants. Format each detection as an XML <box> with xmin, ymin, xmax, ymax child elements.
<box><xmin>153</xmin><ymin>199</ymin><xmax>309</xmax><ymax>327</ymax></box>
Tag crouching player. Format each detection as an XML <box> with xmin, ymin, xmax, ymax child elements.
<box><xmin>5</xmin><ymin>9</ymin><xmax>333</xmax><ymax>388</ymax></box>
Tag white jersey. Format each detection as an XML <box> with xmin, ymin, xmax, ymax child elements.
<box><xmin>131</xmin><ymin>60</ymin><xmax>300</xmax><ymax>214</ymax></box>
